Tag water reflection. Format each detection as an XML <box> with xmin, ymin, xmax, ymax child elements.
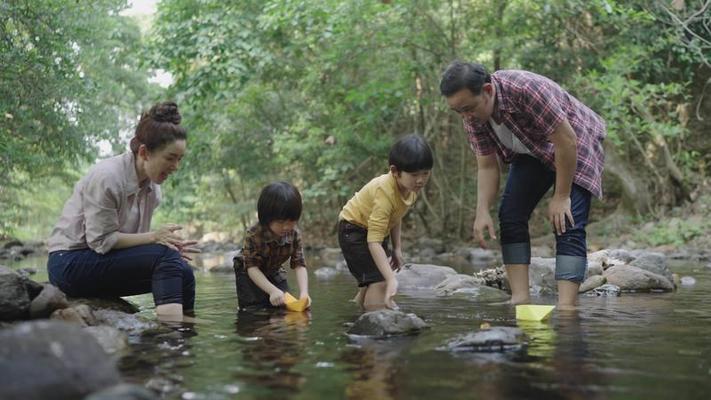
<box><xmin>233</xmin><ymin>310</ymin><xmax>311</xmax><ymax>398</ymax></box>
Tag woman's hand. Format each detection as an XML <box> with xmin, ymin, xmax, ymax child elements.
<box><xmin>152</xmin><ymin>224</ymin><xmax>184</xmax><ymax>250</ymax></box>
<box><xmin>269</xmin><ymin>288</ymin><xmax>285</xmax><ymax>306</ymax></box>
<box><xmin>176</xmin><ymin>239</ymin><xmax>201</xmax><ymax>261</ymax></box>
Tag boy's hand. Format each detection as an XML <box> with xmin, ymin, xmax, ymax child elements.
<box><xmin>390</xmin><ymin>249</ymin><xmax>404</xmax><ymax>272</ymax></box>
<box><xmin>300</xmin><ymin>292</ymin><xmax>312</xmax><ymax>308</ymax></box>
<box><xmin>269</xmin><ymin>289</ymin><xmax>285</xmax><ymax>306</ymax></box>
<box><xmin>473</xmin><ymin>211</ymin><xmax>497</xmax><ymax>248</ymax></box>
<box><xmin>385</xmin><ymin>278</ymin><xmax>398</xmax><ymax>307</ymax></box>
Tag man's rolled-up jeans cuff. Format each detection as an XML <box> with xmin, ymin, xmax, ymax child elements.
<box><xmin>555</xmin><ymin>255</ymin><xmax>587</xmax><ymax>283</ymax></box>
<box><xmin>501</xmin><ymin>242</ymin><xmax>531</xmax><ymax>265</ymax></box>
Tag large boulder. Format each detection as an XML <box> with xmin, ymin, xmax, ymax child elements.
<box><xmin>603</xmin><ymin>265</ymin><xmax>674</xmax><ymax>292</ymax></box>
<box><xmin>0</xmin><ymin>320</ymin><xmax>122</xmax><ymax>400</ymax></box>
<box><xmin>85</xmin><ymin>384</ymin><xmax>158</xmax><ymax>400</ymax></box>
<box><xmin>578</xmin><ymin>275</ymin><xmax>606</xmax><ymax>293</ymax></box>
<box><xmin>0</xmin><ymin>266</ymin><xmax>31</xmax><ymax>320</ymax></box>
<box><xmin>395</xmin><ymin>264</ymin><xmax>456</xmax><ymax>289</ymax></box>
<box><xmin>29</xmin><ymin>284</ymin><xmax>69</xmax><ymax>319</ymax></box>
<box><xmin>84</xmin><ymin>326</ymin><xmax>129</xmax><ymax>355</ymax></box>
<box><xmin>445</xmin><ymin>326</ymin><xmax>527</xmax><ymax>353</ymax></box>
<box><xmin>347</xmin><ymin>309</ymin><xmax>427</xmax><ymax>337</ymax></box>
<box><xmin>435</xmin><ymin>274</ymin><xmax>510</xmax><ymax>302</ymax></box>
<box><xmin>629</xmin><ymin>252</ymin><xmax>673</xmax><ymax>283</ymax></box>
<box><xmin>529</xmin><ymin>257</ymin><xmax>557</xmax><ymax>295</ymax></box>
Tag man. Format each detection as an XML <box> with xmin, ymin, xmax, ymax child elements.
<box><xmin>440</xmin><ymin>61</ymin><xmax>605</xmax><ymax>309</ymax></box>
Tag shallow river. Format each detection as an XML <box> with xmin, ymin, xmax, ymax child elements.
<box><xmin>6</xmin><ymin>254</ymin><xmax>711</xmax><ymax>399</ymax></box>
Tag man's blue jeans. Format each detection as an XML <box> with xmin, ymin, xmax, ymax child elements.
<box><xmin>499</xmin><ymin>155</ymin><xmax>592</xmax><ymax>283</ymax></box>
<box><xmin>48</xmin><ymin>244</ymin><xmax>195</xmax><ymax>310</ymax></box>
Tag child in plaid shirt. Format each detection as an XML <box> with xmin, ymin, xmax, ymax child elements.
<box><xmin>233</xmin><ymin>182</ymin><xmax>310</xmax><ymax>312</ymax></box>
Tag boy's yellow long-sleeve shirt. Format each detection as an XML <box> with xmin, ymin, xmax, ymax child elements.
<box><xmin>339</xmin><ymin>173</ymin><xmax>416</xmax><ymax>243</ymax></box>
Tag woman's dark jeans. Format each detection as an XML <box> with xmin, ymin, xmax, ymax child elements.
<box><xmin>498</xmin><ymin>155</ymin><xmax>592</xmax><ymax>283</ymax></box>
<box><xmin>48</xmin><ymin>244</ymin><xmax>195</xmax><ymax>310</ymax></box>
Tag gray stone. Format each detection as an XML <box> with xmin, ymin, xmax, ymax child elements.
<box><xmin>85</xmin><ymin>384</ymin><xmax>158</xmax><ymax>400</ymax></box>
<box><xmin>29</xmin><ymin>284</ymin><xmax>69</xmax><ymax>319</ymax></box>
<box><xmin>84</xmin><ymin>326</ymin><xmax>129</xmax><ymax>355</ymax></box>
<box><xmin>529</xmin><ymin>257</ymin><xmax>557</xmax><ymax>295</ymax></box>
<box><xmin>16</xmin><ymin>267</ymin><xmax>37</xmax><ymax>277</ymax></box>
<box><xmin>435</xmin><ymin>275</ymin><xmax>510</xmax><ymax>302</ymax></box>
<box><xmin>629</xmin><ymin>251</ymin><xmax>673</xmax><ymax>282</ymax></box>
<box><xmin>0</xmin><ymin>320</ymin><xmax>121</xmax><ymax>400</ymax></box>
<box><xmin>445</xmin><ymin>326</ymin><xmax>527</xmax><ymax>353</ymax></box>
<box><xmin>415</xmin><ymin>237</ymin><xmax>446</xmax><ymax>254</ymax></box>
<box><xmin>208</xmin><ymin>264</ymin><xmax>234</xmax><ymax>273</ymax></box>
<box><xmin>347</xmin><ymin>309</ymin><xmax>427</xmax><ymax>337</ymax></box>
<box><xmin>604</xmin><ymin>265</ymin><xmax>674</xmax><ymax>292</ymax></box>
<box><xmin>607</xmin><ymin>249</ymin><xmax>634</xmax><ymax>263</ymax></box>
<box><xmin>584</xmin><ymin>283</ymin><xmax>621</xmax><ymax>297</ymax></box>
<box><xmin>69</xmin><ymin>297</ymin><xmax>140</xmax><ymax>314</ymax></box>
<box><xmin>0</xmin><ymin>265</ymin><xmax>31</xmax><ymax>320</ymax></box>
<box><xmin>93</xmin><ymin>309</ymin><xmax>158</xmax><ymax>334</ymax></box>
<box><xmin>51</xmin><ymin>304</ymin><xmax>97</xmax><ymax>326</ymax></box>
<box><xmin>579</xmin><ymin>275</ymin><xmax>606</xmax><ymax>293</ymax></box>
<box><xmin>680</xmin><ymin>276</ymin><xmax>697</xmax><ymax>287</ymax></box>
<box><xmin>395</xmin><ymin>264</ymin><xmax>457</xmax><ymax>289</ymax></box>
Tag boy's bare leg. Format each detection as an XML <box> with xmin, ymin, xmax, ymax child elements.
<box><xmin>505</xmin><ymin>264</ymin><xmax>531</xmax><ymax>304</ymax></box>
<box><xmin>362</xmin><ymin>281</ymin><xmax>388</xmax><ymax>311</ymax></box>
<box><xmin>557</xmin><ymin>280</ymin><xmax>579</xmax><ymax>310</ymax></box>
<box><xmin>352</xmin><ymin>287</ymin><xmax>366</xmax><ymax>310</ymax></box>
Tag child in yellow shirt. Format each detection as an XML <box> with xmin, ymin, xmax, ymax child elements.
<box><xmin>338</xmin><ymin>134</ymin><xmax>433</xmax><ymax>310</ymax></box>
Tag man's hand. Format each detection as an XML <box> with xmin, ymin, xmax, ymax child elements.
<box><xmin>548</xmin><ymin>195</ymin><xmax>574</xmax><ymax>235</ymax></box>
<box><xmin>473</xmin><ymin>211</ymin><xmax>497</xmax><ymax>248</ymax></box>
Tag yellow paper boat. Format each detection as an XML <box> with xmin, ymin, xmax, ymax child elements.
<box><xmin>515</xmin><ymin>305</ymin><xmax>555</xmax><ymax>321</ymax></box>
<box><xmin>283</xmin><ymin>292</ymin><xmax>310</xmax><ymax>312</ymax></box>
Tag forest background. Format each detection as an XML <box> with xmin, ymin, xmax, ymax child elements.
<box><xmin>2</xmin><ymin>0</ymin><xmax>710</xmax><ymax>250</ymax></box>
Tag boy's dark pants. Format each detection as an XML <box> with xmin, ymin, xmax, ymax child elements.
<box><xmin>338</xmin><ymin>220</ymin><xmax>390</xmax><ymax>287</ymax></box>
<box><xmin>233</xmin><ymin>252</ymin><xmax>289</xmax><ymax>312</ymax></box>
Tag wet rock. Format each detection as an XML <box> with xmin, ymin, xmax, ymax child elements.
<box><xmin>607</xmin><ymin>249</ymin><xmax>634</xmax><ymax>263</ymax></box>
<box><xmin>84</xmin><ymin>384</ymin><xmax>158</xmax><ymax>400</ymax></box>
<box><xmin>318</xmin><ymin>247</ymin><xmax>344</xmax><ymax>265</ymax></box>
<box><xmin>629</xmin><ymin>252</ymin><xmax>673</xmax><ymax>283</ymax></box>
<box><xmin>395</xmin><ymin>264</ymin><xmax>456</xmax><ymax>289</ymax></box>
<box><xmin>579</xmin><ymin>275</ymin><xmax>606</xmax><ymax>293</ymax></box>
<box><xmin>16</xmin><ymin>267</ymin><xmax>37</xmax><ymax>277</ymax></box>
<box><xmin>586</xmin><ymin>260</ymin><xmax>604</xmax><ymax>277</ymax></box>
<box><xmin>0</xmin><ymin>320</ymin><xmax>121</xmax><ymax>400</ymax></box>
<box><xmin>473</xmin><ymin>266</ymin><xmax>508</xmax><ymax>290</ymax></box>
<box><xmin>603</xmin><ymin>265</ymin><xmax>673</xmax><ymax>292</ymax></box>
<box><xmin>29</xmin><ymin>284</ymin><xmax>69</xmax><ymax>319</ymax></box>
<box><xmin>2</xmin><ymin>239</ymin><xmax>23</xmax><ymax>249</ymax></box>
<box><xmin>445</xmin><ymin>326</ymin><xmax>527</xmax><ymax>353</ymax></box>
<box><xmin>584</xmin><ymin>283</ymin><xmax>621</xmax><ymax>297</ymax></box>
<box><xmin>69</xmin><ymin>297</ymin><xmax>140</xmax><ymax>314</ymax></box>
<box><xmin>93</xmin><ymin>309</ymin><xmax>158</xmax><ymax>335</ymax></box>
<box><xmin>51</xmin><ymin>304</ymin><xmax>97</xmax><ymax>326</ymax></box>
<box><xmin>0</xmin><ymin>265</ymin><xmax>31</xmax><ymax>320</ymax></box>
<box><xmin>680</xmin><ymin>276</ymin><xmax>696</xmax><ymax>287</ymax></box>
<box><xmin>84</xmin><ymin>326</ymin><xmax>129</xmax><ymax>355</ymax></box>
<box><xmin>529</xmin><ymin>257</ymin><xmax>557</xmax><ymax>295</ymax></box>
<box><xmin>435</xmin><ymin>275</ymin><xmax>510</xmax><ymax>302</ymax></box>
<box><xmin>347</xmin><ymin>309</ymin><xmax>427</xmax><ymax>337</ymax></box>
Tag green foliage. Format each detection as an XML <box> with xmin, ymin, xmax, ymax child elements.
<box><xmin>634</xmin><ymin>217</ymin><xmax>708</xmax><ymax>247</ymax></box>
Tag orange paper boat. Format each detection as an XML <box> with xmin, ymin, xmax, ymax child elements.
<box><xmin>283</xmin><ymin>292</ymin><xmax>310</xmax><ymax>312</ymax></box>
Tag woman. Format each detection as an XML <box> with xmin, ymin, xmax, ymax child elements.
<box><xmin>47</xmin><ymin>102</ymin><xmax>198</xmax><ymax>320</ymax></box>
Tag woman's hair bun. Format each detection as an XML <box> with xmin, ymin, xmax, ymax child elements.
<box><xmin>150</xmin><ymin>102</ymin><xmax>181</xmax><ymax>124</ymax></box>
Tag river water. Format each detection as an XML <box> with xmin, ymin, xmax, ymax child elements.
<box><xmin>6</xmin><ymin>254</ymin><xmax>711</xmax><ymax>399</ymax></box>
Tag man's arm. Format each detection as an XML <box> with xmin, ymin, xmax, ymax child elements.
<box><xmin>548</xmin><ymin>118</ymin><xmax>578</xmax><ymax>235</ymax></box>
<box><xmin>474</xmin><ymin>153</ymin><xmax>500</xmax><ymax>247</ymax></box>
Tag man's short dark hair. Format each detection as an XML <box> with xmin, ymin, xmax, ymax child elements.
<box><xmin>388</xmin><ymin>134</ymin><xmax>434</xmax><ymax>173</ymax></box>
<box><xmin>257</xmin><ymin>181</ymin><xmax>302</xmax><ymax>225</ymax></box>
<box><xmin>439</xmin><ymin>61</ymin><xmax>491</xmax><ymax>97</ymax></box>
